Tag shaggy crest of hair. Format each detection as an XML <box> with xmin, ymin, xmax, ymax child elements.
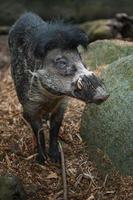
<box><xmin>9</xmin><ymin>12</ymin><xmax>89</xmax><ymax>58</ymax></box>
<box><xmin>34</xmin><ymin>19</ymin><xmax>89</xmax><ymax>58</ymax></box>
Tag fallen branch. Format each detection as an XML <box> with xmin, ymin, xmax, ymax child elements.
<box><xmin>58</xmin><ymin>140</ymin><xmax>68</xmax><ymax>200</ymax></box>
<box><xmin>0</xmin><ymin>26</ymin><xmax>10</xmax><ymax>34</ymax></box>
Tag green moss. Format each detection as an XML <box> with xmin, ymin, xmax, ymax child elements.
<box><xmin>81</xmin><ymin>19</ymin><xmax>114</xmax><ymax>42</ymax></box>
<box><xmin>82</xmin><ymin>40</ymin><xmax>133</xmax><ymax>70</ymax></box>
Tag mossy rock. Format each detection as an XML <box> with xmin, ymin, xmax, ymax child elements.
<box><xmin>0</xmin><ymin>174</ymin><xmax>27</xmax><ymax>200</ymax></box>
<box><xmin>80</xmin><ymin>55</ymin><xmax>133</xmax><ymax>176</ymax></box>
<box><xmin>81</xmin><ymin>19</ymin><xmax>115</xmax><ymax>42</ymax></box>
<box><xmin>82</xmin><ymin>40</ymin><xmax>133</xmax><ymax>70</ymax></box>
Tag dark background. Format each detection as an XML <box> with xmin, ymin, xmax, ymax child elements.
<box><xmin>0</xmin><ymin>0</ymin><xmax>132</xmax><ymax>25</ymax></box>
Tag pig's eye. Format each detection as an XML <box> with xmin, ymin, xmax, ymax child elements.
<box><xmin>55</xmin><ymin>57</ymin><xmax>67</xmax><ymax>68</ymax></box>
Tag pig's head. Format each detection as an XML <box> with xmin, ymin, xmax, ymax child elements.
<box><xmin>37</xmin><ymin>48</ymin><xmax>109</xmax><ymax>104</ymax></box>
<box><xmin>34</xmin><ymin>22</ymin><xmax>109</xmax><ymax>104</ymax></box>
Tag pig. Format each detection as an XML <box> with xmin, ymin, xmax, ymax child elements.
<box><xmin>8</xmin><ymin>12</ymin><xmax>109</xmax><ymax>164</ymax></box>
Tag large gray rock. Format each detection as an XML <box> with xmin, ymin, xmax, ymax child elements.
<box><xmin>83</xmin><ymin>40</ymin><xmax>133</xmax><ymax>70</ymax></box>
<box><xmin>80</xmin><ymin>55</ymin><xmax>133</xmax><ymax>175</ymax></box>
<box><xmin>0</xmin><ymin>174</ymin><xmax>27</xmax><ymax>200</ymax></box>
<box><xmin>81</xmin><ymin>13</ymin><xmax>133</xmax><ymax>42</ymax></box>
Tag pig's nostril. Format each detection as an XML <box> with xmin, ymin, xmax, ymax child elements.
<box><xmin>93</xmin><ymin>86</ymin><xmax>109</xmax><ymax>102</ymax></box>
<box><xmin>104</xmin><ymin>94</ymin><xmax>110</xmax><ymax>100</ymax></box>
<box><xmin>94</xmin><ymin>94</ymin><xmax>109</xmax><ymax>104</ymax></box>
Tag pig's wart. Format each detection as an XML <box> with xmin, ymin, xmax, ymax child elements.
<box><xmin>8</xmin><ymin>12</ymin><xmax>109</xmax><ymax>164</ymax></box>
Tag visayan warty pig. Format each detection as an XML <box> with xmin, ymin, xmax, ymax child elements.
<box><xmin>8</xmin><ymin>13</ymin><xmax>109</xmax><ymax>164</ymax></box>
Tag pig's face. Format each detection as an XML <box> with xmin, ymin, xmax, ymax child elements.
<box><xmin>38</xmin><ymin>48</ymin><xmax>109</xmax><ymax>104</ymax></box>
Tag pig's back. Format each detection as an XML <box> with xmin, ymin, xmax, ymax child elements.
<box><xmin>8</xmin><ymin>13</ymin><xmax>46</xmax><ymax>105</ymax></box>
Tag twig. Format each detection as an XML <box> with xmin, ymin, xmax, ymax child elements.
<box><xmin>103</xmin><ymin>174</ymin><xmax>108</xmax><ymax>187</ymax></box>
<box><xmin>58</xmin><ymin>140</ymin><xmax>68</xmax><ymax>200</ymax></box>
<box><xmin>75</xmin><ymin>174</ymin><xmax>83</xmax><ymax>188</ymax></box>
<box><xmin>21</xmin><ymin>116</ymin><xmax>32</xmax><ymax>131</ymax></box>
<box><xmin>24</xmin><ymin>153</ymin><xmax>37</xmax><ymax>160</ymax></box>
<box><xmin>83</xmin><ymin>172</ymin><xmax>96</xmax><ymax>186</ymax></box>
<box><xmin>87</xmin><ymin>194</ymin><xmax>95</xmax><ymax>200</ymax></box>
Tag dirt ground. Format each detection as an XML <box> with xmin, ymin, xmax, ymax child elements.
<box><xmin>0</xmin><ymin>35</ymin><xmax>133</xmax><ymax>200</ymax></box>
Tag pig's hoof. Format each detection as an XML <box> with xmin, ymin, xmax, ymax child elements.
<box><xmin>36</xmin><ymin>153</ymin><xmax>47</xmax><ymax>165</ymax></box>
<box><xmin>49</xmin><ymin>148</ymin><xmax>61</xmax><ymax>163</ymax></box>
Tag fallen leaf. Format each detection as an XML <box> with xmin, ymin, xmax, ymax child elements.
<box><xmin>47</xmin><ymin>172</ymin><xmax>58</xmax><ymax>179</ymax></box>
<box><xmin>86</xmin><ymin>194</ymin><xmax>95</xmax><ymax>200</ymax></box>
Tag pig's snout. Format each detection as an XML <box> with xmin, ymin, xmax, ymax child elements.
<box><xmin>93</xmin><ymin>86</ymin><xmax>109</xmax><ymax>104</ymax></box>
<box><xmin>72</xmin><ymin>73</ymin><xmax>109</xmax><ymax>104</ymax></box>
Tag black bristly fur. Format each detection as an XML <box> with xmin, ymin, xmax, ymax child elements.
<box><xmin>34</xmin><ymin>21</ymin><xmax>89</xmax><ymax>58</ymax></box>
<box><xmin>9</xmin><ymin>12</ymin><xmax>89</xmax><ymax>59</ymax></box>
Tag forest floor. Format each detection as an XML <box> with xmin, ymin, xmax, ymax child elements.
<box><xmin>0</xmin><ymin>35</ymin><xmax>133</xmax><ymax>200</ymax></box>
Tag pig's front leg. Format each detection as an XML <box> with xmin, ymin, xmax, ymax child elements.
<box><xmin>49</xmin><ymin>100</ymin><xmax>67</xmax><ymax>163</ymax></box>
<box><xmin>23</xmin><ymin>112</ymin><xmax>47</xmax><ymax>164</ymax></box>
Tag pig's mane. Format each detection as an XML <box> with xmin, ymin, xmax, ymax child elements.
<box><xmin>33</xmin><ymin>19</ymin><xmax>89</xmax><ymax>58</ymax></box>
<box><xmin>9</xmin><ymin>12</ymin><xmax>89</xmax><ymax>58</ymax></box>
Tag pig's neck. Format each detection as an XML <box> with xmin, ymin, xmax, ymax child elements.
<box><xmin>27</xmin><ymin>69</ymin><xmax>64</xmax><ymax>113</ymax></box>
